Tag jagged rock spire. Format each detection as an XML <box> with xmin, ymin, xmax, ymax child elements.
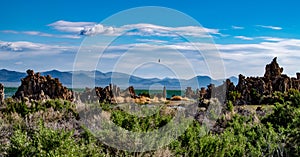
<box><xmin>264</xmin><ymin>57</ymin><xmax>283</xmax><ymax>80</ymax></box>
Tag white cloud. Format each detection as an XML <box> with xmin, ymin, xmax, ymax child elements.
<box><xmin>48</xmin><ymin>20</ymin><xmax>96</xmax><ymax>33</ymax></box>
<box><xmin>80</xmin><ymin>24</ymin><xmax>116</xmax><ymax>36</ymax></box>
<box><xmin>215</xmin><ymin>39</ymin><xmax>300</xmax><ymax>77</ymax></box>
<box><xmin>234</xmin><ymin>36</ymin><xmax>254</xmax><ymax>40</ymax></box>
<box><xmin>1</xmin><ymin>30</ymin><xmax>18</xmax><ymax>34</ymax></box>
<box><xmin>256</xmin><ymin>25</ymin><xmax>283</xmax><ymax>30</ymax></box>
<box><xmin>1</xmin><ymin>30</ymin><xmax>80</xmax><ymax>39</ymax></box>
<box><xmin>14</xmin><ymin>61</ymin><xmax>23</xmax><ymax>65</ymax></box>
<box><xmin>2</xmin><ymin>25</ymin><xmax>300</xmax><ymax>79</ymax></box>
<box><xmin>0</xmin><ymin>40</ymin><xmax>75</xmax><ymax>53</ymax></box>
<box><xmin>22</xmin><ymin>31</ymin><xmax>52</xmax><ymax>37</ymax></box>
<box><xmin>257</xmin><ymin>36</ymin><xmax>286</xmax><ymax>42</ymax></box>
<box><xmin>0</xmin><ymin>40</ymin><xmax>77</xmax><ymax>72</ymax></box>
<box><xmin>136</xmin><ymin>39</ymin><xmax>168</xmax><ymax>43</ymax></box>
<box><xmin>48</xmin><ymin>20</ymin><xmax>222</xmax><ymax>37</ymax></box>
<box><xmin>232</xmin><ymin>26</ymin><xmax>244</xmax><ymax>29</ymax></box>
<box><xmin>58</xmin><ymin>34</ymin><xmax>81</xmax><ymax>39</ymax></box>
<box><xmin>88</xmin><ymin>38</ymin><xmax>300</xmax><ymax>78</ymax></box>
<box><xmin>121</xmin><ymin>23</ymin><xmax>221</xmax><ymax>37</ymax></box>
<box><xmin>232</xmin><ymin>35</ymin><xmax>286</xmax><ymax>42</ymax></box>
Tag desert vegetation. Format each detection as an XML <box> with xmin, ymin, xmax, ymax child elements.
<box><xmin>0</xmin><ymin>89</ymin><xmax>299</xmax><ymax>156</ymax></box>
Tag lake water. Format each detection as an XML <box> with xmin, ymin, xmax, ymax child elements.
<box><xmin>4</xmin><ymin>87</ymin><xmax>17</xmax><ymax>98</ymax></box>
<box><xmin>135</xmin><ymin>89</ymin><xmax>183</xmax><ymax>98</ymax></box>
<box><xmin>4</xmin><ymin>87</ymin><xmax>183</xmax><ymax>98</ymax></box>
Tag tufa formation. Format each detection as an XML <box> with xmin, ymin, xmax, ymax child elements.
<box><xmin>0</xmin><ymin>83</ymin><xmax>4</xmax><ymax>105</ymax></box>
<box><xmin>234</xmin><ymin>57</ymin><xmax>300</xmax><ymax>105</ymax></box>
<box><xmin>76</xmin><ymin>84</ymin><xmax>136</xmax><ymax>104</ymax></box>
<box><xmin>13</xmin><ymin>69</ymin><xmax>73</xmax><ymax>101</ymax></box>
<box><xmin>193</xmin><ymin>57</ymin><xmax>300</xmax><ymax>106</ymax></box>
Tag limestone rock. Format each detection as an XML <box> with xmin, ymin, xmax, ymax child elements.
<box><xmin>163</xmin><ymin>86</ymin><xmax>167</xmax><ymax>98</ymax></box>
<box><xmin>185</xmin><ymin>87</ymin><xmax>194</xmax><ymax>98</ymax></box>
<box><xmin>95</xmin><ymin>84</ymin><xmax>118</xmax><ymax>104</ymax></box>
<box><xmin>78</xmin><ymin>84</ymin><xmax>133</xmax><ymax>104</ymax></box>
<box><xmin>233</xmin><ymin>57</ymin><xmax>300</xmax><ymax>105</ymax></box>
<box><xmin>121</xmin><ymin>86</ymin><xmax>136</xmax><ymax>98</ymax></box>
<box><xmin>199</xmin><ymin>87</ymin><xmax>207</xmax><ymax>99</ymax></box>
<box><xmin>0</xmin><ymin>83</ymin><xmax>4</xmax><ymax>105</ymax></box>
<box><xmin>13</xmin><ymin>69</ymin><xmax>73</xmax><ymax>101</ymax></box>
<box><xmin>264</xmin><ymin>57</ymin><xmax>283</xmax><ymax>80</ymax></box>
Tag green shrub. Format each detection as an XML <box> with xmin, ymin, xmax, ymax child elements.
<box><xmin>226</xmin><ymin>100</ymin><xmax>234</xmax><ymax>112</ymax></box>
<box><xmin>261</xmin><ymin>89</ymin><xmax>300</xmax><ymax>156</ymax></box>
<box><xmin>286</xmin><ymin>89</ymin><xmax>300</xmax><ymax>108</ymax></box>
<box><xmin>7</xmin><ymin>122</ymin><xmax>80</xmax><ymax>156</ymax></box>
<box><xmin>3</xmin><ymin>88</ymin><xmax>300</xmax><ymax>156</ymax></box>
<box><xmin>100</xmin><ymin>103</ymin><xmax>111</xmax><ymax>111</ymax></box>
<box><xmin>111</xmin><ymin>109</ymin><xmax>173</xmax><ymax>132</ymax></box>
<box><xmin>4</xmin><ymin>99</ymin><xmax>78</xmax><ymax>118</ymax></box>
<box><xmin>228</xmin><ymin>91</ymin><xmax>241</xmax><ymax>102</ymax></box>
<box><xmin>168</xmin><ymin>113</ymin><xmax>282</xmax><ymax>157</ymax></box>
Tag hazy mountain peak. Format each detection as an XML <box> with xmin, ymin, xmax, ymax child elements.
<box><xmin>0</xmin><ymin>69</ymin><xmax>238</xmax><ymax>88</ymax></box>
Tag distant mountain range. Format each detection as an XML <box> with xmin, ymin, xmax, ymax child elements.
<box><xmin>0</xmin><ymin>69</ymin><xmax>238</xmax><ymax>89</ymax></box>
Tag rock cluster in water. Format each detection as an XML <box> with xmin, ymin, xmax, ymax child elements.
<box><xmin>75</xmin><ymin>84</ymin><xmax>136</xmax><ymax>104</ymax></box>
<box><xmin>13</xmin><ymin>69</ymin><xmax>73</xmax><ymax>101</ymax></box>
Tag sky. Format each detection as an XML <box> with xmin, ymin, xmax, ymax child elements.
<box><xmin>1</xmin><ymin>0</ymin><xmax>300</xmax><ymax>79</ymax></box>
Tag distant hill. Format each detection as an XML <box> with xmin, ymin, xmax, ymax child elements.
<box><xmin>0</xmin><ymin>69</ymin><xmax>26</xmax><ymax>87</ymax></box>
<box><xmin>0</xmin><ymin>69</ymin><xmax>26</xmax><ymax>82</ymax></box>
<box><xmin>0</xmin><ymin>69</ymin><xmax>238</xmax><ymax>89</ymax></box>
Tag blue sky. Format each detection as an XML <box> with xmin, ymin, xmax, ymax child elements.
<box><xmin>1</xmin><ymin>0</ymin><xmax>300</xmax><ymax>79</ymax></box>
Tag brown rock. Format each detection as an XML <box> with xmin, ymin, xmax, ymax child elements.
<box><xmin>0</xmin><ymin>83</ymin><xmax>4</xmax><ymax>105</ymax></box>
<box><xmin>200</xmin><ymin>87</ymin><xmax>206</xmax><ymax>99</ymax></box>
<box><xmin>236</xmin><ymin>74</ymin><xmax>246</xmax><ymax>92</ymax></box>
<box><xmin>233</xmin><ymin>57</ymin><xmax>300</xmax><ymax>104</ymax></box>
<box><xmin>122</xmin><ymin>86</ymin><xmax>136</xmax><ymax>98</ymax></box>
<box><xmin>26</xmin><ymin>69</ymin><xmax>35</xmax><ymax>76</ymax></box>
<box><xmin>171</xmin><ymin>95</ymin><xmax>182</xmax><ymax>101</ymax></box>
<box><xmin>78</xmin><ymin>84</ymin><xmax>124</xmax><ymax>104</ymax></box>
<box><xmin>163</xmin><ymin>86</ymin><xmax>167</xmax><ymax>98</ymax></box>
<box><xmin>13</xmin><ymin>69</ymin><xmax>73</xmax><ymax>101</ymax></box>
<box><xmin>185</xmin><ymin>87</ymin><xmax>194</xmax><ymax>98</ymax></box>
<box><xmin>264</xmin><ymin>57</ymin><xmax>283</xmax><ymax>80</ymax></box>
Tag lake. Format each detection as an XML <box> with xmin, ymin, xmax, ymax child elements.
<box><xmin>4</xmin><ymin>87</ymin><xmax>17</xmax><ymax>98</ymax></box>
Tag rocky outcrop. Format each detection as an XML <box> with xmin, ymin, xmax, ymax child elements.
<box><xmin>196</xmin><ymin>57</ymin><xmax>300</xmax><ymax>106</ymax></box>
<box><xmin>185</xmin><ymin>87</ymin><xmax>194</xmax><ymax>98</ymax></box>
<box><xmin>13</xmin><ymin>69</ymin><xmax>73</xmax><ymax>101</ymax></box>
<box><xmin>95</xmin><ymin>84</ymin><xmax>120</xmax><ymax>104</ymax></box>
<box><xmin>75</xmin><ymin>87</ymin><xmax>99</xmax><ymax>103</ymax></box>
<box><xmin>0</xmin><ymin>83</ymin><xmax>4</xmax><ymax>105</ymax></box>
<box><xmin>185</xmin><ymin>87</ymin><xmax>199</xmax><ymax>98</ymax></box>
<box><xmin>123</xmin><ymin>86</ymin><xmax>136</xmax><ymax>98</ymax></box>
<box><xmin>264</xmin><ymin>57</ymin><xmax>283</xmax><ymax>80</ymax></box>
<box><xmin>199</xmin><ymin>87</ymin><xmax>206</xmax><ymax>99</ymax></box>
<box><xmin>77</xmin><ymin>84</ymin><xmax>136</xmax><ymax>104</ymax></box>
<box><xmin>233</xmin><ymin>57</ymin><xmax>300</xmax><ymax>105</ymax></box>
